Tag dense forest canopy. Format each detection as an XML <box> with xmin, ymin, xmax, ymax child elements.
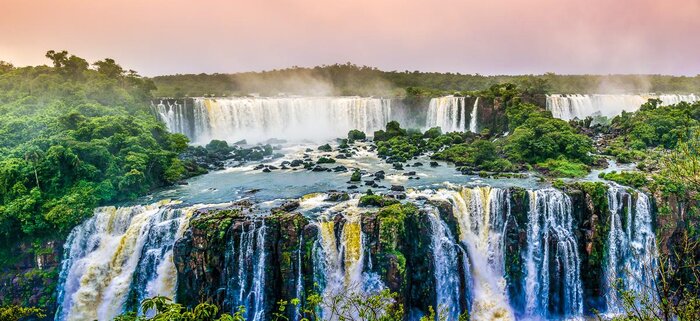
<box><xmin>150</xmin><ymin>63</ymin><xmax>700</xmax><ymax>97</ymax></box>
<box><xmin>0</xmin><ymin>52</ymin><xmax>191</xmax><ymax>249</ymax></box>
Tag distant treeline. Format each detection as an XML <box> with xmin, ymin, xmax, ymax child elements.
<box><xmin>150</xmin><ymin>63</ymin><xmax>700</xmax><ymax>97</ymax></box>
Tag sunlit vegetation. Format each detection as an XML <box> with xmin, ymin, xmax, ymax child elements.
<box><xmin>0</xmin><ymin>52</ymin><xmax>193</xmax><ymax>248</ymax></box>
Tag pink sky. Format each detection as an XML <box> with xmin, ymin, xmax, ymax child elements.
<box><xmin>1</xmin><ymin>0</ymin><xmax>699</xmax><ymax>76</ymax></box>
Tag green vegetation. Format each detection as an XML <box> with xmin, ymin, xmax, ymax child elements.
<box><xmin>0</xmin><ymin>305</ymin><xmax>44</xmax><ymax>321</ymax></box>
<box><xmin>358</xmin><ymin>194</ymin><xmax>400</xmax><ymax>207</ymax></box>
<box><xmin>115</xmin><ymin>296</ymin><xmax>240</xmax><ymax>321</ymax></box>
<box><xmin>605</xmin><ymin>99</ymin><xmax>700</xmax><ymax>163</ymax></box>
<box><xmin>0</xmin><ymin>52</ymin><xmax>193</xmax><ymax>252</ymax></box>
<box><xmin>598</xmin><ymin>171</ymin><xmax>649</xmax><ymax>188</ymax></box>
<box><xmin>431</xmin><ymin>98</ymin><xmax>593</xmax><ymax>176</ymax></box>
<box><xmin>150</xmin><ymin>63</ymin><xmax>700</xmax><ymax>97</ymax></box>
<box><xmin>347</xmin><ymin>129</ymin><xmax>367</xmax><ymax>142</ymax></box>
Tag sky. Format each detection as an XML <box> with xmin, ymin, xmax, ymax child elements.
<box><xmin>1</xmin><ymin>0</ymin><xmax>699</xmax><ymax>76</ymax></box>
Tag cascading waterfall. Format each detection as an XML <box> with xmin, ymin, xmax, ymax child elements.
<box><xmin>54</xmin><ymin>202</ymin><xmax>191</xmax><ymax>321</ymax></box>
<box><xmin>225</xmin><ymin>220</ymin><xmax>268</xmax><ymax>321</ymax></box>
<box><xmin>154</xmin><ymin>97</ymin><xmax>392</xmax><ymax>144</ymax></box>
<box><xmin>293</xmin><ymin>233</ymin><xmax>304</xmax><ymax>321</ymax></box>
<box><xmin>469</xmin><ymin>97</ymin><xmax>479</xmax><ymax>134</ymax></box>
<box><xmin>152</xmin><ymin>100</ymin><xmax>193</xmax><ymax>138</ymax></box>
<box><xmin>426</xmin><ymin>96</ymin><xmax>466</xmax><ymax>132</ymax></box>
<box><xmin>523</xmin><ymin>189</ymin><xmax>583</xmax><ymax>318</ymax></box>
<box><xmin>312</xmin><ymin>201</ymin><xmax>385</xmax><ymax>319</ymax></box>
<box><xmin>426</xmin><ymin>209</ymin><xmax>463</xmax><ymax>320</ymax></box>
<box><xmin>445</xmin><ymin>187</ymin><xmax>514</xmax><ymax>320</ymax></box>
<box><xmin>604</xmin><ymin>186</ymin><xmax>658</xmax><ymax>313</ymax></box>
<box><xmin>546</xmin><ymin>94</ymin><xmax>698</xmax><ymax>120</ymax></box>
<box><xmin>51</xmin><ymin>185</ymin><xmax>662</xmax><ymax>321</ymax></box>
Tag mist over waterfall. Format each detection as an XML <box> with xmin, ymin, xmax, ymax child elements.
<box><xmin>546</xmin><ymin>94</ymin><xmax>699</xmax><ymax>120</ymax></box>
<box><xmin>153</xmin><ymin>97</ymin><xmax>391</xmax><ymax>144</ymax></box>
<box><xmin>425</xmin><ymin>96</ymin><xmax>479</xmax><ymax>133</ymax></box>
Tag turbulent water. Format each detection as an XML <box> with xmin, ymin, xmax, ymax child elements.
<box><xmin>523</xmin><ymin>189</ymin><xmax>583</xmax><ymax>318</ymax></box>
<box><xmin>225</xmin><ymin>220</ymin><xmax>268</xmax><ymax>321</ymax></box>
<box><xmin>54</xmin><ymin>181</ymin><xmax>660</xmax><ymax>321</ymax></box>
<box><xmin>54</xmin><ymin>201</ymin><xmax>192</xmax><ymax>321</ymax></box>
<box><xmin>546</xmin><ymin>94</ymin><xmax>698</xmax><ymax>120</ymax></box>
<box><xmin>153</xmin><ymin>97</ymin><xmax>391</xmax><ymax>143</ymax></box>
<box><xmin>604</xmin><ymin>185</ymin><xmax>658</xmax><ymax>313</ymax></box>
<box><xmin>425</xmin><ymin>96</ymin><xmax>479</xmax><ymax>133</ymax></box>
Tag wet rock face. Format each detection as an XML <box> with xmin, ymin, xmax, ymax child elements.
<box><xmin>174</xmin><ymin>205</ymin><xmax>313</xmax><ymax>319</ymax></box>
<box><xmin>0</xmin><ymin>239</ymin><xmax>62</xmax><ymax>320</ymax></box>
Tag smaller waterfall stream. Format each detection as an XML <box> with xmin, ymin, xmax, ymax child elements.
<box><xmin>226</xmin><ymin>220</ymin><xmax>268</xmax><ymax>321</ymax></box>
<box><xmin>427</xmin><ymin>210</ymin><xmax>463</xmax><ymax>320</ymax></box>
<box><xmin>524</xmin><ymin>189</ymin><xmax>583</xmax><ymax>318</ymax></box>
<box><xmin>469</xmin><ymin>98</ymin><xmax>479</xmax><ymax>134</ymax></box>
<box><xmin>604</xmin><ymin>186</ymin><xmax>658</xmax><ymax>312</ymax></box>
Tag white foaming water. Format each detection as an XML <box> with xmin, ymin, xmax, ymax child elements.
<box><xmin>523</xmin><ymin>189</ymin><xmax>583</xmax><ymax>318</ymax></box>
<box><xmin>443</xmin><ymin>187</ymin><xmax>514</xmax><ymax>321</ymax></box>
<box><xmin>313</xmin><ymin>200</ymin><xmax>385</xmax><ymax>320</ymax></box>
<box><xmin>154</xmin><ymin>97</ymin><xmax>391</xmax><ymax>144</ymax></box>
<box><xmin>426</xmin><ymin>209</ymin><xmax>463</xmax><ymax>320</ymax></box>
<box><xmin>54</xmin><ymin>201</ymin><xmax>191</xmax><ymax>321</ymax></box>
<box><xmin>604</xmin><ymin>185</ymin><xmax>658</xmax><ymax>313</ymax></box>
<box><xmin>226</xmin><ymin>219</ymin><xmax>268</xmax><ymax>321</ymax></box>
<box><xmin>469</xmin><ymin>97</ymin><xmax>479</xmax><ymax>134</ymax></box>
<box><xmin>546</xmin><ymin>94</ymin><xmax>698</xmax><ymax>120</ymax></box>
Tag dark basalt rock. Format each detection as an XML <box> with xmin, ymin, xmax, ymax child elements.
<box><xmin>430</xmin><ymin>161</ymin><xmax>440</xmax><ymax>167</ymax></box>
<box><xmin>390</xmin><ymin>185</ymin><xmax>405</xmax><ymax>192</ymax></box>
<box><xmin>262</xmin><ymin>168</ymin><xmax>271</xmax><ymax>173</ymax></box>
<box><xmin>290</xmin><ymin>159</ymin><xmax>304</xmax><ymax>167</ymax></box>
<box><xmin>386</xmin><ymin>191</ymin><xmax>407</xmax><ymax>199</ymax></box>
<box><xmin>413</xmin><ymin>162</ymin><xmax>423</xmax><ymax>167</ymax></box>
<box><xmin>272</xmin><ymin>200</ymin><xmax>300</xmax><ymax>213</ymax></box>
<box><xmin>312</xmin><ymin>165</ymin><xmax>327</xmax><ymax>172</ymax></box>
<box><xmin>333</xmin><ymin>166</ymin><xmax>348</xmax><ymax>172</ymax></box>
<box><xmin>393</xmin><ymin>163</ymin><xmax>404</xmax><ymax>170</ymax></box>
<box><xmin>325</xmin><ymin>191</ymin><xmax>350</xmax><ymax>202</ymax></box>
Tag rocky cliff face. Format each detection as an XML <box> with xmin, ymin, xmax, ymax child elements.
<box><xmin>172</xmin><ymin>184</ymin><xmax>619</xmax><ymax>318</ymax></box>
<box><xmin>0</xmin><ymin>239</ymin><xmax>62</xmax><ymax>319</ymax></box>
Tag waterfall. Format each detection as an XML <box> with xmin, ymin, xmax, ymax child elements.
<box><xmin>426</xmin><ymin>96</ymin><xmax>466</xmax><ymax>132</ymax></box>
<box><xmin>445</xmin><ymin>187</ymin><xmax>514</xmax><ymax>320</ymax></box>
<box><xmin>152</xmin><ymin>100</ymin><xmax>193</xmax><ymax>138</ymax></box>
<box><xmin>312</xmin><ymin>201</ymin><xmax>385</xmax><ymax>320</ymax></box>
<box><xmin>469</xmin><ymin>97</ymin><xmax>479</xmax><ymax>134</ymax></box>
<box><xmin>154</xmin><ymin>97</ymin><xmax>392</xmax><ymax>144</ymax></box>
<box><xmin>54</xmin><ymin>202</ymin><xmax>191</xmax><ymax>321</ymax></box>
<box><xmin>604</xmin><ymin>186</ymin><xmax>658</xmax><ymax>312</ymax></box>
<box><xmin>523</xmin><ymin>189</ymin><xmax>583</xmax><ymax>318</ymax></box>
<box><xmin>293</xmin><ymin>233</ymin><xmax>304</xmax><ymax>321</ymax></box>
<box><xmin>426</xmin><ymin>209</ymin><xmax>463</xmax><ymax>320</ymax></box>
<box><xmin>226</xmin><ymin>220</ymin><xmax>268</xmax><ymax>321</ymax></box>
<box><xmin>546</xmin><ymin>94</ymin><xmax>698</xmax><ymax>120</ymax></box>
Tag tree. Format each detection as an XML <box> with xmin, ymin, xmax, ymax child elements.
<box><xmin>0</xmin><ymin>61</ymin><xmax>13</xmax><ymax>74</ymax></box>
<box><xmin>45</xmin><ymin>50</ymin><xmax>69</xmax><ymax>68</ymax></box>
<box><xmin>94</xmin><ymin>58</ymin><xmax>125</xmax><ymax>79</ymax></box>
